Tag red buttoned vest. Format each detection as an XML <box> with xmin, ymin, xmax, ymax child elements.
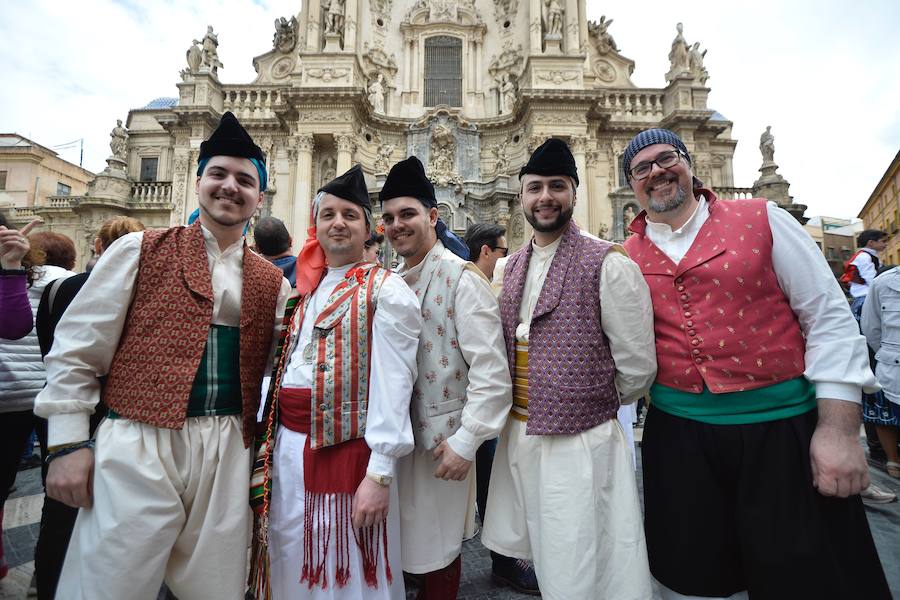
<box><xmin>624</xmin><ymin>191</ymin><xmax>806</xmax><ymax>393</ymax></box>
<box><xmin>102</xmin><ymin>222</ymin><xmax>284</xmax><ymax>447</ymax></box>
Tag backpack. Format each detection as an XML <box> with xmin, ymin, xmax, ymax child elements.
<box><xmin>839</xmin><ymin>250</ymin><xmax>879</xmax><ymax>290</ymax></box>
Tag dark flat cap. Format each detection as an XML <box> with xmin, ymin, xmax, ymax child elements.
<box><xmin>379</xmin><ymin>156</ymin><xmax>437</xmax><ymax>208</ymax></box>
<box><xmin>198</xmin><ymin>111</ymin><xmax>264</xmax><ymax>162</ymax></box>
<box><xmin>519</xmin><ymin>138</ymin><xmax>579</xmax><ymax>186</ymax></box>
<box><xmin>319</xmin><ymin>164</ymin><xmax>371</xmax><ymax>209</ymax></box>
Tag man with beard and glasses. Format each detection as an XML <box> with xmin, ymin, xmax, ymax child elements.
<box><xmin>380</xmin><ymin>156</ymin><xmax>515</xmax><ymax>599</ymax></box>
<box><xmin>481</xmin><ymin>138</ymin><xmax>656</xmax><ymax>600</ymax></box>
<box><xmin>251</xmin><ymin>165</ymin><xmax>421</xmax><ymax>599</ymax></box>
<box><xmin>622</xmin><ymin>128</ymin><xmax>890</xmax><ymax>600</ymax></box>
<box><xmin>34</xmin><ymin>112</ymin><xmax>292</xmax><ymax>600</ymax></box>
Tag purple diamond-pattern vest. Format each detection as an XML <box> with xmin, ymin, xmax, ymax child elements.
<box><xmin>500</xmin><ymin>221</ymin><xmax>620</xmax><ymax>435</ymax></box>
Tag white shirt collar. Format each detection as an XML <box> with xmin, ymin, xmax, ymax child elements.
<box><xmin>200</xmin><ymin>223</ymin><xmax>244</xmax><ymax>258</ymax></box>
<box><xmin>645</xmin><ymin>195</ymin><xmax>708</xmax><ymax>238</ymax></box>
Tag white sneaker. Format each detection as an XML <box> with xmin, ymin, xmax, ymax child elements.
<box><xmin>860</xmin><ymin>483</ymin><xmax>896</xmax><ymax>504</ymax></box>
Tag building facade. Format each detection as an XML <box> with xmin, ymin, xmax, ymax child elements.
<box><xmin>858</xmin><ymin>150</ymin><xmax>900</xmax><ymax>266</ymax></box>
<box><xmin>6</xmin><ymin>0</ymin><xmax>804</xmax><ymax>255</ymax></box>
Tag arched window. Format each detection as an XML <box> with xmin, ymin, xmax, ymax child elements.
<box><xmin>424</xmin><ymin>36</ymin><xmax>462</xmax><ymax>107</ymax></box>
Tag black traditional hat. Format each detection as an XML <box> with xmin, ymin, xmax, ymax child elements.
<box><xmin>319</xmin><ymin>164</ymin><xmax>371</xmax><ymax>209</ymax></box>
<box><xmin>519</xmin><ymin>138</ymin><xmax>579</xmax><ymax>186</ymax></box>
<box><xmin>379</xmin><ymin>156</ymin><xmax>437</xmax><ymax>207</ymax></box>
<box><xmin>198</xmin><ymin>111</ymin><xmax>265</xmax><ymax>162</ymax></box>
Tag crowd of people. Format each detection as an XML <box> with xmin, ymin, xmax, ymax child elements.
<box><xmin>0</xmin><ymin>112</ymin><xmax>894</xmax><ymax>600</ymax></box>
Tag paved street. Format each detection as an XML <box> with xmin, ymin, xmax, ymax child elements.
<box><xmin>3</xmin><ymin>430</ymin><xmax>899</xmax><ymax>599</ymax></box>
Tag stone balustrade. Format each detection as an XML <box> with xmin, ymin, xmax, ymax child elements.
<box><xmin>132</xmin><ymin>181</ymin><xmax>172</xmax><ymax>204</ymax></box>
<box><xmin>716</xmin><ymin>187</ymin><xmax>755</xmax><ymax>200</ymax></box>
<box><xmin>596</xmin><ymin>90</ymin><xmax>666</xmax><ymax>119</ymax></box>
<box><xmin>222</xmin><ymin>87</ymin><xmax>283</xmax><ymax>120</ymax></box>
<box><xmin>43</xmin><ymin>196</ymin><xmax>75</xmax><ymax>208</ymax></box>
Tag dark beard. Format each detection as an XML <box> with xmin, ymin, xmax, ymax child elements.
<box><xmin>525</xmin><ymin>205</ymin><xmax>574</xmax><ymax>233</ymax></box>
<box><xmin>648</xmin><ymin>184</ymin><xmax>687</xmax><ymax>213</ymax></box>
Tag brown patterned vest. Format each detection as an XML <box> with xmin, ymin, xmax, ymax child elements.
<box><xmin>500</xmin><ymin>221</ymin><xmax>620</xmax><ymax>435</ymax></box>
<box><xmin>623</xmin><ymin>191</ymin><xmax>806</xmax><ymax>393</ymax></box>
<box><xmin>102</xmin><ymin>223</ymin><xmax>284</xmax><ymax>447</ymax></box>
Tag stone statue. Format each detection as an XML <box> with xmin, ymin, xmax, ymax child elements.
<box><xmin>760</xmin><ymin>126</ymin><xmax>775</xmax><ymax>164</ymax></box>
<box><xmin>374</xmin><ymin>141</ymin><xmax>395</xmax><ymax>173</ymax></box>
<box><xmin>688</xmin><ymin>42</ymin><xmax>709</xmax><ymax>84</ymax></box>
<box><xmin>499</xmin><ymin>74</ymin><xmax>517</xmax><ymax>114</ymax></box>
<box><xmin>109</xmin><ymin>119</ymin><xmax>128</xmax><ymax>160</ymax></box>
<box><xmin>542</xmin><ymin>0</ymin><xmax>563</xmax><ymax>38</ymax></box>
<box><xmin>368</xmin><ymin>74</ymin><xmax>386</xmax><ymax>114</ymax></box>
<box><xmin>665</xmin><ymin>23</ymin><xmax>690</xmax><ymax>82</ymax></box>
<box><xmin>185</xmin><ymin>40</ymin><xmax>202</xmax><ymax>74</ymax></box>
<box><xmin>194</xmin><ymin>26</ymin><xmax>223</xmax><ymax>74</ymax></box>
<box><xmin>273</xmin><ymin>16</ymin><xmax>298</xmax><ymax>53</ymax></box>
<box><xmin>325</xmin><ymin>0</ymin><xmax>345</xmax><ymax>35</ymax></box>
<box><xmin>623</xmin><ymin>204</ymin><xmax>637</xmax><ymax>228</ymax></box>
<box><xmin>588</xmin><ymin>16</ymin><xmax>618</xmax><ymax>53</ymax></box>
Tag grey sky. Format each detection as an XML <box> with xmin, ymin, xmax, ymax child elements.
<box><xmin>2</xmin><ymin>0</ymin><xmax>897</xmax><ymax>219</ymax></box>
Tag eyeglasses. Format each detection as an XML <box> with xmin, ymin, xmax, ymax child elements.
<box><xmin>492</xmin><ymin>246</ymin><xmax>509</xmax><ymax>257</ymax></box>
<box><xmin>629</xmin><ymin>150</ymin><xmax>684</xmax><ymax>181</ymax></box>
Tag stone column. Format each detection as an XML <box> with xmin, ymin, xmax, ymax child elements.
<box><xmin>344</xmin><ymin>0</ymin><xmax>358</xmax><ymax>51</ymax></box>
<box><xmin>307</xmin><ymin>2</ymin><xmax>321</xmax><ymax>51</ymax></box>
<box><xmin>564</xmin><ymin>0</ymin><xmax>578</xmax><ymax>53</ymax></box>
<box><xmin>335</xmin><ymin>134</ymin><xmax>356</xmax><ymax>174</ymax></box>
<box><xmin>585</xmin><ymin>147</ymin><xmax>608</xmax><ymax>236</ymax></box>
<box><xmin>570</xmin><ymin>135</ymin><xmax>589</xmax><ymax>229</ymax></box>
<box><xmin>291</xmin><ymin>133</ymin><xmax>315</xmax><ymax>242</ymax></box>
<box><xmin>530</xmin><ymin>0</ymin><xmax>542</xmax><ymax>53</ymax></box>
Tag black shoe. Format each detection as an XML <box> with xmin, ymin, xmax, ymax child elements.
<box><xmin>492</xmin><ymin>555</ymin><xmax>540</xmax><ymax>596</ymax></box>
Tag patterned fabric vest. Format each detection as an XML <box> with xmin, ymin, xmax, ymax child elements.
<box><xmin>403</xmin><ymin>242</ymin><xmax>471</xmax><ymax>450</ymax></box>
<box><xmin>102</xmin><ymin>223</ymin><xmax>284</xmax><ymax>447</ymax></box>
<box><xmin>623</xmin><ymin>191</ymin><xmax>806</xmax><ymax>393</ymax></box>
<box><xmin>285</xmin><ymin>263</ymin><xmax>390</xmax><ymax>450</ymax></box>
<box><xmin>499</xmin><ymin>221</ymin><xmax>620</xmax><ymax>435</ymax></box>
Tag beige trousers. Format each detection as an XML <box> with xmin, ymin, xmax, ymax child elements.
<box><xmin>481</xmin><ymin>418</ymin><xmax>652</xmax><ymax>600</ymax></box>
<box><xmin>56</xmin><ymin>416</ymin><xmax>252</xmax><ymax>600</ymax></box>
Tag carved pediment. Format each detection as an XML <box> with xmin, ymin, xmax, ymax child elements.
<box><xmin>362</xmin><ymin>40</ymin><xmax>398</xmax><ymax>82</ymax></box>
<box><xmin>404</xmin><ymin>0</ymin><xmax>482</xmax><ymax>26</ymax></box>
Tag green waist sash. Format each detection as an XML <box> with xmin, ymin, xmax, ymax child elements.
<box><xmin>109</xmin><ymin>324</ymin><xmax>242</xmax><ymax>420</ymax></box>
<box><xmin>650</xmin><ymin>377</ymin><xmax>816</xmax><ymax>425</ymax></box>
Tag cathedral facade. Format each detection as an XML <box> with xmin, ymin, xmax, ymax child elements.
<box><xmin>15</xmin><ymin>0</ymin><xmax>789</xmax><ymax>265</ymax></box>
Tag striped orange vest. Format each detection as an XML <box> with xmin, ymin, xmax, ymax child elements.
<box><xmin>287</xmin><ymin>263</ymin><xmax>390</xmax><ymax>449</ymax></box>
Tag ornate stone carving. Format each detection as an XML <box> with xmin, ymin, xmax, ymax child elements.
<box><xmin>306</xmin><ymin>67</ymin><xmax>350</xmax><ymax>82</ymax></box>
<box><xmin>533</xmin><ymin>112</ymin><xmax>585</xmax><ymax>124</ymax></box>
<box><xmin>488</xmin><ymin>41</ymin><xmax>524</xmax><ymax>82</ymax></box>
<box><xmin>430</xmin><ymin>0</ymin><xmax>458</xmax><ymax>22</ymax></box>
<box><xmin>596</xmin><ymin>222</ymin><xmax>609</xmax><ymax>240</ymax></box>
<box><xmin>291</xmin><ymin>133</ymin><xmax>315</xmax><ymax>159</ymax></box>
<box><xmin>297</xmin><ymin>110</ymin><xmax>353</xmax><ymax>123</ymax></box>
<box><xmin>569</xmin><ymin>135</ymin><xmax>588</xmax><ymax>154</ymax></box>
<box><xmin>588</xmin><ymin>16</ymin><xmax>618</xmax><ymax>54</ymax></box>
<box><xmin>489</xmin><ymin>136</ymin><xmax>511</xmax><ymax>175</ymax></box>
<box><xmin>319</xmin><ymin>157</ymin><xmax>337</xmax><ymax>187</ymax></box>
<box><xmin>369</xmin><ymin>0</ymin><xmax>393</xmax><ymax>24</ymax></box>
<box><xmin>536</xmin><ymin>70</ymin><xmax>578</xmax><ymax>85</ymax></box>
<box><xmin>109</xmin><ymin>120</ymin><xmax>128</xmax><ymax>160</ymax></box>
<box><xmin>335</xmin><ymin>133</ymin><xmax>356</xmax><ymax>154</ymax></box>
<box><xmin>492</xmin><ymin>0</ymin><xmax>518</xmax><ymax>29</ymax></box>
<box><xmin>527</xmin><ymin>134</ymin><xmax>549</xmax><ymax>154</ymax></box>
<box><xmin>271</xmin><ymin>56</ymin><xmax>295</xmax><ymax>80</ymax></box>
<box><xmin>593</xmin><ymin>59</ymin><xmax>616</xmax><ymax>83</ymax></box>
<box><xmin>427</xmin><ymin>124</ymin><xmax>462</xmax><ymax>186</ymax></box>
<box><xmin>363</xmin><ymin>40</ymin><xmax>399</xmax><ymax>83</ymax></box>
<box><xmin>374</xmin><ymin>140</ymin><xmax>395</xmax><ymax>173</ymax></box>
<box><xmin>273</xmin><ymin>16</ymin><xmax>298</xmax><ymax>53</ymax></box>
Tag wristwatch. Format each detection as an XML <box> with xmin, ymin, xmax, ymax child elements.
<box><xmin>366</xmin><ymin>471</ymin><xmax>393</xmax><ymax>487</ymax></box>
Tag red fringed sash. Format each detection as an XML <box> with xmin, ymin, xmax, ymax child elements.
<box><xmin>279</xmin><ymin>388</ymin><xmax>392</xmax><ymax>589</ymax></box>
